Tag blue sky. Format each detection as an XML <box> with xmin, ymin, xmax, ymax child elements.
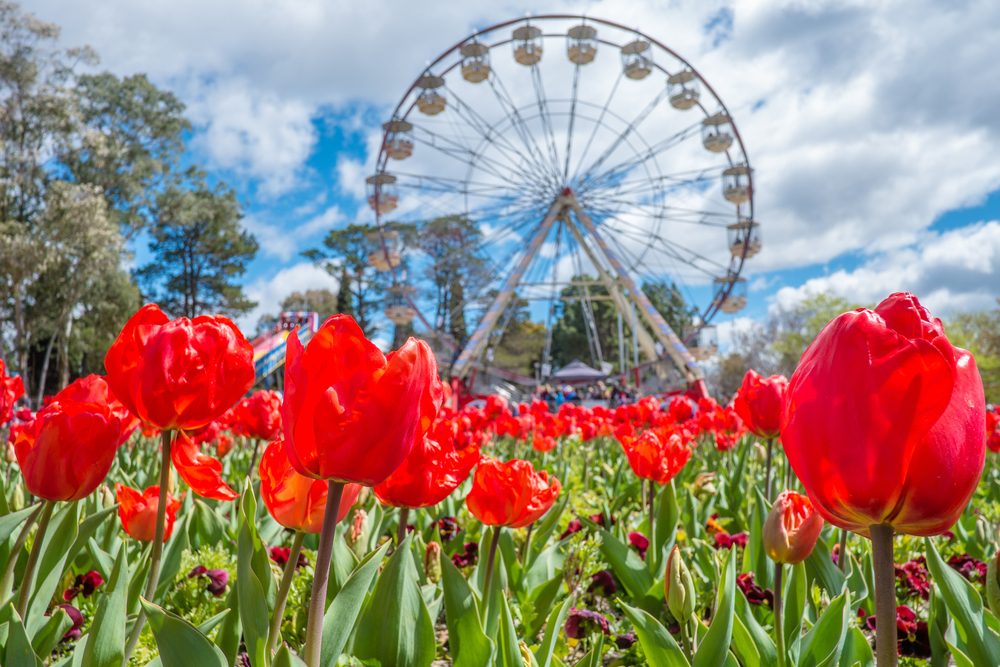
<box><xmin>27</xmin><ymin>0</ymin><xmax>1000</xmax><ymax>351</ymax></box>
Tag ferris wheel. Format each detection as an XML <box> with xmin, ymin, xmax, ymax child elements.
<box><xmin>367</xmin><ymin>15</ymin><xmax>758</xmax><ymax>393</ymax></box>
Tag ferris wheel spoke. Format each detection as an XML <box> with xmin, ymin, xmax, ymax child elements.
<box><xmin>579</xmin><ymin>196</ymin><xmax>733</xmax><ymax>226</ymax></box>
<box><xmin>563</xmin><ymin>62</ymin><xmax>582</xmax><ymax>181</ymax></box>
<box><xmin>529</xmin><ymin>64</ymin><xmax>563</xmax><ymax>177</ymax></box>
<box><xmin>569</xmin><ymin>71</ymin><xmax>624</xmax><ymax>185</ymax></box>
<box><xmin>596</xmin><ymin>209</ymin><xmax>729</xmax><ymax>275</ymax></box>
<box><xmin>485</xmin><ymin>73</ymin><xmax>560</xmax><ymax>184</ymax></box>
<box><xmin>410</xmin><ymin>129</ymin><xmax>528</xmax><ymax>188</ymax></box>
<box><xmin>583</xmin><ymin>121</ymin><xmax>705</xmax><ymax>191</ymax></box>
<box><xmin>576</xmin><ymin>86</ymin><xmax>669</xmax><ymax>188</ymax></box>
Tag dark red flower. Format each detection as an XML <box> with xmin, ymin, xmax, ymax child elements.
<box><xmin>564</xmin><ymin>608</ymin><xmax>610</xmax><ymax>639</ymax></box>
<box><xmin>736</xmin><ymin>572</ymin><xmax>774</xmax><ymax>607</ymax></box>
<box><xmin>714</xmin><ymin>532</ymin><xmax>748</xmax><ymax>550</ymax></box>
<box><xmin>615</xmin><ymin>633</ymin><xmax>637</xmax><ymax>650</ymax></box>
<box><xmin>62</xmin><ymin>571</ymin><xmax>104</xmax><ymax>601</ymax></box>
<box><xmin>54</xmin><ymin>604</ymin><xmax>85</xmax><ymax>641</ymax></box>
<box><xmin>895</xmin><ymin>556</ymin><xmax>931</xmax><ymax>600</ymax></box>
<box><xmin>947</xmin><ymin>554</ymin><xmax>987</xmax><ymax>582</ymax></box>
<box><xmin>450</xmin><ymin>542</ymin><xmax>479</xmax><ymax>568</ymax></box>
<box><xmin>866</xmin><ymin>606</ymin><xmax>932</xmax><ymax>658</ymax></box>
<box><xmin>628</xmin><ymin>532</ymin><xmax>649</xmax><ymax>560</ymax></box>
<box><xmin>269</xmin><ymin>546</ymin><xmax>309</xmax><ymax>570</ymax></box>
<box><xmin>560</xmin><ymin>519</ymin><xmax>583</xmax><ymax>540</ymax></box>
<box><xmin>188</xmin><ymin>565</ymin><xmax>229</xmax><ymax>597</ymax></box>
<box><xmin>437</xmin><ymin>517</ymin><xmax>459</xmax><ymax>542</ymax></box>
<box><xmin>588</xmin><ymin>570</ymin><xmax>617</xmax><ymax>597</ymax></box>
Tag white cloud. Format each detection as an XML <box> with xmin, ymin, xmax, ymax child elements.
<box><xmin>300</xmin><ymin>205</ymin><xmax>346</xmax><ymax>237</ymax></box>
<box><xmin>771</xmin><ymin>220</ymin><xmax>1000</xmax><ymax>317</ymax></box>
<box><xmin>241</xmin><ymin>215</ymin><xmax>298</xmax><ymax>261</ymax></box>
<box><xmin>335</xmin><ymin>155</ymin><xmax>368</xmax><ymax>201</ymax></box>
<box><xmin>240</xmin><ymin>261</ymin><xmax>340</xmax><ymax>332</ymax></box>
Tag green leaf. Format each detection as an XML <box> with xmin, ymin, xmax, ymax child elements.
<box><xmin>86</xmin><ymin>537</ymin><xmax>115</xmax><ymax>581</ymax></box>
<box><xmin>797</xmin><ymin>590</ymin><xmax>850</xmax><ymax>667</ymax></box>
<box><xmin>598</xmin><ymin>529</ymin><xmax>654</xmax><ymax>603</ymax></box>
<box><xmin>139</xmin><ymin>598</ymin><xmax>228</xmax><ymax>667</ymax></box>
<box><xmin>214</xmin><ymin>586</ymin><xmax>242</xmax><ymax>667</ymax></box>
<box><xmin>81</xmin><ymin>545</ymin><xmax>128</xmax><ymax>667</ymax></box>
<box><xmin>497</xmin><ymin>593</ymin><xmax>521</xmax><ymax>667</ymax></box>
<box><xmin>327</xmin><ymin>523</ymin><xmax>360</xmax><ymax>603</ymax></box>
<box><xmin>743</xmin><ymin>487</ymin><xmax>772</xmax><ymax>589</ymax></box>
<box><xmin>805</xmin><ymin>539</ymin><xmax>846</xmax><ymax>598</ymax></box>
<box><xmin>534</xmin><ymin>597</ymin><xmax>573</xmax><ymax>667</ymax></box>
<box><xmin>924</xmin><ymin>536</ymin><xmax>1000</xmax><ymax>666</ymax></box>
<box><xmin>838</xmin><ymin>626</ymin><xmax>874</xmax><ymax>667</ymax></box>
<box><xmin>196</xmin><ymin>610</ymin><xmax>230</xmax><ymax>636</ymax></box>
<box><xmin>693</xmin><ymin>548</ymin><xmax>737</xmax><ymax>667</ymax></box>
<box><xmin>618</xmin><ymin>601</ymin><xmax>690</xmax><ymax>667</ymax></box>
<box><xmin>25</xmin><ymin>502</ymin><xmax>79</xmax><ymax>633</ymax></box>
<box><xmin>354</xmin><ymin>533</ymin><xmax>436</xmax><ymax>667</ymax></box>
<box><xmin>3</xmin><ymin>605</ymin><xmax>41</xmax><ymax>667</ymax></box>
<box><xmin>652</xmin><ymin>481</ymin><xmax>679</xmax><ymax>576</ymax></box>
<box><xmin>526</xmin><ymin>575</ymin><xmax>565</xmax><ymax>639</ymax></box>
<box><xmin>193</xmin><ymin>500</ymin><xmax>226</xmax><ymax>548</ymax></box>
<box><xmin>783</xmin><ymin>562</ymin><xmax>807</xmax><ymax>650</ymax></box>
<box><xmin>237</xmin><ymin>484</ymin><xmax>273</xmax><ymax>667</ymax></box>
<box><xmin>321</xmin><ymin>542</ymin><xmax>391</xmax><ymax>666</ymax></box>
<box><xmin>30</xmin><ymin>607</ymin><xmax>72</xmax><ymax>659</ymax></box>
<box><xmin>528</xmin><ymin>494</ymin><xmax>568</xmax><ymax>564</ymax></box>
<box><xmin>0</xmin><ymin>505</ymin><xmax>38</xmax><ymax>545</ymax></box>
<box><xmin>733</xmin><ymin>588</ymin><xmax>776</xmax><ymax>667</ymax></box>
<box><xmin>272</xmin><ymin>644</ymin><xmax>307</xmax><ymax>667</ymax></box>
<box><xmin>574</xmin><ymin>633</ymin><xmax>605</xmax><ymax>667</ymax></box>
<box><xmin>155</xmin><ymin>512</ymin><xmax>192</xmax><ymax>598</ymax></box>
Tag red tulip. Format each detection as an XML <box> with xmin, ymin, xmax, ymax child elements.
<box><xmin>373</xmin><ymin>432</ymin><xmax>481</xmax><ymax>509</ymax></box>
<box><xmin>781</xmin><ymin>293</ymin><xmax>986</xmax><ymax>537</ymax></box>
<box><xmin>734</xmin><ymin>370</ymin><xmax>787</xmax><ymax>439</ymax></box>
<box><xmin>239</xmin><ymin>390</ymin><xmax>282</xmax><ymax>441</ymax></box>
<box><xmin>281</xmin><ymin>314</ymin><xmax>442</xmax><ymax>486</ymax></box>
<box><xmin>987</xmin><ymin>410</ymin><xmax>1000</xmax><ymax>454</ymax></box>
<box><xmin>1</xmin><ymin>359</ymin><xmax>24</xmax><ymax>425</ymax></box>
<box><xmin>13</xmin><ymin>375</ymin><xmax>132</xmax><ymax>502</ymax></box>
<box><xmin>171</xmin><ymin>432</ymin><xmax>239</xmax><ymax>501</ymax></box>
<box><xmin>616</xmin><ymin>427</ymin><xmax>692</xmax><ymax>485</ymax></box>
<box><xmin>762</xmin><ymin>491</ymin><xmax>824</xmax><ymax>565</ymax></box>
<box><xmin>466</xmin><ymin>458</ymin><xmax>561</xmax><ymax>528</ymax></box>
<box><xmin>104</xmin><ymin>303</ymin><xmax>255</xmax><ymax>432</ymax></box>
<box><xmin>116</xmin><ymin>483</ymin><xmax>181</xmax><ymax>542</ymax></box>
<box><xmin>259</xmin><ymin>439</ymin><xmax>361</xmax><ymax>533</ymax></box>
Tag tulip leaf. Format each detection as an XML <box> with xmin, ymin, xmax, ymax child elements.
<box><xmin>743</xmin><ymin>487</ymin><xmax>773</xmax><ymax>589</ymax></box>
<box><xmin>155</xmin><ymin>511</ymin><xmax>192</xmax><ymax>599</ymax></box>
<box><xmin>783</xmin><ymin>562</ymin><xmax>807</xmax><ymax>651</ymax></box>
<box><xmin>31</xmin><ymin>607</ymin><xmax>72</xmax><ymax>659</ymax></box>
<box><xmin>321</xmin><ymin>541</ymin><xmax>391</xmax><ymax>666</ymax></box>
<box><xmin>652</xmin><ymin>481</ymin><xmax>679</xmax><ymax>577</ymax></box>
<box><xmin>534</xmin><ymin>597</ymin><xmax>573</xmax><ymax>667</ymax></box>
<box><xmin>192</xmin><ymin>499</ymin><xmax>226</xmax><ymax>548</ymax></box>
<box><xmin>797</xmin><ymin>589</ymin><xmax>850</xmax><ymax>667</ymax></box>
<box><xmin>237</xmin><ymin>484</ymin><xmax>273</xmax><ymax>667</ymax></box>
<box><xmin>272</xmin><ymin>643</ymin><xmax>307</xmax><ymax>667</ymax></box>
<box><xmin>81</xmin><ymin>545</ymin><xmax>128</xmax><ymax>667</ymax></box>
<box><xmin>575</xmin><ymin>633</ymin><xmax>605</xmax><ymax>667</ymax></box>
<box><xmin>693</xmin><ymin>547</ymin><xmax>737</xmax><ymax>667</ymax></box>
<box><xmin>327</xmin><ymin>522</ymin><xmax>360</xmax><ymax>604</ymax></box>
<box><xmin>3</xmin><ymin>605</ymin><xmax>41</xmax><ymax>667</ymax></box>
<box><xmin>597</xmin><ymin>529</ymin><xmax>655</xmax><ymax>607</ymax></box>
<box><xmin>86</xmin><ymin>537</ymin><xmax>115</xmax><ymax>581</ymax></box>
<box><xmin>214</xmin><ymin>586</ymin><xmax>242</xmax><ymax>667</ymax></box>
<box><xmin>734</xmin><ymin>587</ymin><xmax>776</xmax><ymax>667</ymax></box>
<box><xmin>618</xmin><ymin>600</ymin><xmax>691</xmax><ymax>667</ymax></box>
<box><xmin>525</xmin><ymin>574</ymin><xmax>565</xmax><ymax>639</ymax></box>
<box><xmin>929</xmin><ymin>583</ymin><xmax>952</xmax><ymax>667</ymax></box>
<box><xmin>354</xmin><ymin>533</ymin><xmax>436</xmax><ymax>667</ymax></box>
<box><xmin>837</xmin><ymin>626</ymin><xmax>874</xmax><ymax>667</ymax></box>
<box><xmin>139</xmin><ymin>598</ymin><xmax>228</xmax><ymax>667</ymax></box>
<box><xmin>498</xmin><ymin>592</ymin><xmax>522</xmax><ymax>667</ymax></box>
<box><xmin>528</xmin><ymin>494</ymin><xmax>569</xmax><ymax>564</ymax></box>
<box><xmin>523</xmin><ymin>540</ymin><xmax>565</xmax><ymax>593</ymax></box>
<box><xmin>924</xmin><ymin>536</ymin><xmax>1000</xmax><ymax>666</ymax></box>
<box><xmin>0</xmin><ymin>504</ymin><xmax>39</xmax><ymax>547</ymax></box>
<box><xmin>26</xmin><ymin>502</ymin><xmax>80</xmax><ymax>634</ymax></box>
<box><xmin>805</xmin><ymin>538</ymin><xmax>846</xmax><ymax>598</ymax></box>
<box><xmin>441</xmin><ymin>549</ymin><xmax>495</xmax><ymax>667</ymax></box>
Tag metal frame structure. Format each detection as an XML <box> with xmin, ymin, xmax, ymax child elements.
<box><xmin>368</xmin><ymin>15</ymin><xmax>756</xmax><ymax>392</ymax></box>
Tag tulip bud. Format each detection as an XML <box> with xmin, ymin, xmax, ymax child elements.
<box><xmin>976</xmin><ymin>515</ymin><xmax>990</xmax><ymax>550</ymax></box>
<box><xmin>753</xmin><ymin>442</ymin><xmax>767</xmax><ymax>463</ymax></box>
<box><xmin>5</xmin><ymin>441</ymin><xmax>15</xmax><ymax>463</ymax></box>
<box><xmin>519</xmin><ymin>641</ymin><xmax>533</xmax><ymax>667</ymax></box>
<box><xmin>349</xmin><ymin>509</ymin><xmax>369</xmax><ymax>558</ymax></box>
<box><xmin>99</xmin><ymin>484</ymin><xmax>116</xmax><ymax>510</ymax></box>
<box><xmin>762</xmin><ymin>491</ymin><xmax>824</xmax><ymax>565</ymax></box>
<box><xmin>664</xmin><ymin>545</ymin><xmax>695</xmax><ymax>622</ymax></box>
<box><xmin>11</xmin><ymin>482</ymin><xmax>24</xmax><ymax>511</ymax></box>
<box><xmin>425</xmin><ymin>541</ymin><xmax>442</xmax><ymax>584</ymax></box>
<box><xmin>167</xmin><ymin>464</ymin><xmax>176</xmax><ymax>495</ymax></box>
<box><xmin>692</xmin><ymin>472</ymin><xmax>717</xmax><ymax>499</ymax></box>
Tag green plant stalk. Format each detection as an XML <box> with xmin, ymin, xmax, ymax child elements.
<box><xmin>648</xmin><ymin>480</ymin><xmax>656</xmax><ymax>569</ymax></box>
<box><xmin>248</xmin><ymin>437</ymin><xmax>262</xmax><ymax>480</ymax></box>
<box><xmin>397</xmin><ymin>507</ymin><xmax>410</xmax><ymax>546</ymax></box>
<box><xmin>14</xmin><ymin>499</ymin><xmax>55</xmax><ymax>616</ymax></box>
<box><xmin>482</xmin><ymin>526</ymin><xmax>502</xmax><ymax>609</ymax></box>
<box><xmin>871</xmin><ymin>523</ymin><xmax>898</xmax><ymax>667</ymax></box>
<box><xmin>304</xmin><ymin>480</ymin><xmax>346</xmax><ymax>667</ymax></box>
<box><xmin>774</xmin><ymin>562</ymin><xmax>785</xmax><ymax>667</ymax></box>
<box><xmin>0</xmin><ymin>502</ymin><xmax>42</xmax><ymax>602</ymax></box>
<box><xmin>520</xmin><ymin>522</ymin><xmax>533</xmax><ymax>565</ymax></box>
<box><xmin>123</xmin><ymin>429</ymin><xmax>173</xmax><ymax>663</ymax></box>
<box><xmin>764</xmin><ymin>438</ymin><xmax>774</xmax><ymax>501</ymax></box>
<box><xmin>678</xmin><ymin>615</ymin><xmax>693</xmax><ymax>662</ymax></box>
<box><xmin>838</xmin><ymin>528</ymin><xmax>848</xmax><ymax>573</ymax></box>
<box><xmin>266</xmin><ymin>530</ymin><xmax>306</xmax><ymax>658</ymax></box>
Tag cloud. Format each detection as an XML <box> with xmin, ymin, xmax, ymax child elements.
<box><xmin>300</xmin><ymin>205</ymin><xmax>346</xmax><ymax>237</ymax></box>
<box><xmin>241</xmin><ymin>215</ymin><xmax>298</xmax><ymax>261</ymax></box>
<box><xmin>240</xmin><ymin>261</ymin><xmax>340</xmax><ymax>333</ymax></box>
<box><xmin>771</xmin><ymin>220</ymin><xmax>1000</xmax><ymax>316</ymax></box>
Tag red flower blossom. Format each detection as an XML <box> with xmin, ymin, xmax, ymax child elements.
<box><xmin>373</xmin><ymin>431</ymin><xmax>481</xmax><ymax>509</ymax></box>
<box><xmin>238</xmin><ymin>390</ymin><xmax>283</xmax><ymax>441</ymax></box>
<box><xmin>116</xmin><ymin>483</ymin><xmax>181</xmax><ymax>542</ymax></box>
<box><xmin>617</xmin><ymin>427</ymin><xmax>692</xmax><ymax>485</ymax></box>
<box><xmin>466</xmin><ymin>458</ymin><xmax>561</xmax><ymax>529</ymax></box>
<box><xmin>734</xmin><ymin>370</ymin><xmax>787</xmax><ymax>439</ymax></box>
<box><xmin>0</xmin><ymin>359</ymin><xmax>25</xmax><ymax>425</ymax></box>
<box><xmin>63</xmin><ymin>571</ymin><xmax>104</xmax><ymax>601</ymax></box>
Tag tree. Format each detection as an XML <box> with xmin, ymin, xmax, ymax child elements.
<box><xmin>549</xmin><ymin>276</ymin><xmax>620</xmax><ymax>372</ymax></box>
<box><xmin>947</xmin><ymin>303</ymin><xmax>1000</xmax><ymax>404</ymax></box>
<box><xmin>642</xmin><ymin>281</ymin><xmax>698</xmax><ymax>343</ymax></box>
<box><xmin>136</xmin><ymin>169</ymin><xmax>258</xmax><ymax>319</ymax></box>
<box><xmin>481</xmin><ymin>293</ymin><xmax>545</xmax><ymax>378</ymax></box>
<box><xmin>281</xmin><ymin>289</ymin><xmax>338</xmax><ymax>323</ymax></box>
<box><xmin>417</xmin><ymin>215</ymin><xmax>487</xmax><ymax>345</ymax></box>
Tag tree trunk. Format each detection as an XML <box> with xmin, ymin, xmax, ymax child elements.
<box><xmin>36</xmin><ymin>328</ymin><xmax>58</xmax><ymax>406</ymax></box>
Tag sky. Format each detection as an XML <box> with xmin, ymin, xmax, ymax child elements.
<box><xmin>24</xmin><ymin>0</ymin><xmax>1000</xmax><ymax>351</ymax></box>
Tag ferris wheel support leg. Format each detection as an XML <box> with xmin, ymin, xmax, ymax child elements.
<box><xmin>451</xmin><ymin>195</ymin><xmax>569</xmax><ymax>380</ymax></box>
<box><xmin>568</xmin><ymin>199</ymin><xmax>705</xmax><ymax>388</ymax></box>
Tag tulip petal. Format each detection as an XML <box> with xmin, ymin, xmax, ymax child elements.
<box><xmin>171</xmin><ymin>432</ymin><xmax>239</xmax><ymax>501</ymax></box>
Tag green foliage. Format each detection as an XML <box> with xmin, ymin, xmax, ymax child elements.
<box><xmin>947</xmin><ymin>304</ymin><xmax>1000</xmax><ymax>404</ymax></box>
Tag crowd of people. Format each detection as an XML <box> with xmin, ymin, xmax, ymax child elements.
<box><xmin>532</xmin><ymin>380</ymin><xmax>641</xmax><ymax>410</ymax></box>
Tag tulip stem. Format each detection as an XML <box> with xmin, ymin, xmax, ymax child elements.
<box><xmin>304</xmin><ymin>480</ymin><xmax>345</xmax><ymax>667</ymax></box>
<box><xmin>520</xmin><ymin>522</ymin><xmax>534</xmax><ymax>565</ymax></box>
<box><xmin>648</xmin><ymin>481</ymin><xmax>656</xmax><ymax>569</ymax></box>
<box><xmin>397</xmin><ymin>507</ymin><xmax>410</xmax><ymax>546</ymax></box>
<box><xmin>248</xmin><ymin>437</ymin><xmax>262</xmax><ymax>480</ymax></box>
<box><xmin>0</xmin><ymin>502</ymin><xmax>41</xmax><ymax>603</ymax></box>
<box><xmin>838</xmin><ymin>528</ymin><xmax>848</xmax><ymax>573</ymax></box>
<box><xmin>14</xmin><ymin>500</ymin><xmax>53</xmax><ymax>617</ymax></box>
<box><xmin>266</xmin><ymin>530</ymin><xmax>306</xmax><ymax>658</ymax></box>
<box><xmin>764</xmin><ymin>438</ymin><xmax>774</xmax><ymax>501</ymax></box>
<box><xmin>481</xmin><ymin>526</ymin><xmax>502</xmax><ymax>611</ymax></box>
<box><xmin>870</xmin><ymin>524</ymin><xmax>898</xmax><ymax>667</ymax></box>
<box><xmin>774</xmin><ymin>563</ymin><xmax>785</xmax><ymax>667</ymax></box>
<box><xmin>123</xmin><ymin>429</ymin><xmax>173</xmax><ymax>664</ymax></box>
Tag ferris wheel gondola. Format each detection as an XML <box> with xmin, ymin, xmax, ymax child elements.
<box><xmin>367</xmin><ymin>15</ymin><xmax>758</xmax><ymax>395</ymax></box>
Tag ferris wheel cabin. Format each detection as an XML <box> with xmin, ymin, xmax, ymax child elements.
<box><xmin>713</xmin><ymin>275</ymin><xmax>748</xmax><ymax>314</ymax></box>
<box><xmin>415</xmin><ymin>74</ymin><xmax>446</xmax><ymax>116</ymax></box>
<box><xmin>382</xmin><ymin>120</ymin><xmax>413</xmax><ymax>161</ymax></box>
<box><xmin>460</xmin><ymin>42</ymin><xmax>491</xmax><ymax>83</ymax></box>
<box><xmin>727</xmin><ymin>219</ymin><xmax>762</xmax><ymax>259</ymax></box>
<box><xmin>567</xmin><ymin>25</ymin><xmax>597</xmax><ymax>65</ymax></box>
<box><xmin>366</xmin><ymin>228</ymin><xmax>402</xmax><ymax>271</ymax></box>
<box><xmin>513</xmin><ymin>25</ymin><xmax>543</xmax><ymax>66</ymax></box>
<box><xmin>668</xmin><ymin>70</ymin><xmax>700</xmax><ymax>110</ymax></box>
<box><xmin>621</xmin><ymin>39</ymin><xmax>653</xmax><ymax>80</ymax></box>
<box><xmin>366</xmin><ymin>173</ymin><xmax>398</xmax><ymax>214</ymax></box>
<box><xmin>722</xmin><ymin>164</ymin><xmax>752</xmax><ymax>206</ymax></box>
<box><xmin>702</xmin><ymin>112</ymin><xmax>734</xmax><ymax>153</ymax></box>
